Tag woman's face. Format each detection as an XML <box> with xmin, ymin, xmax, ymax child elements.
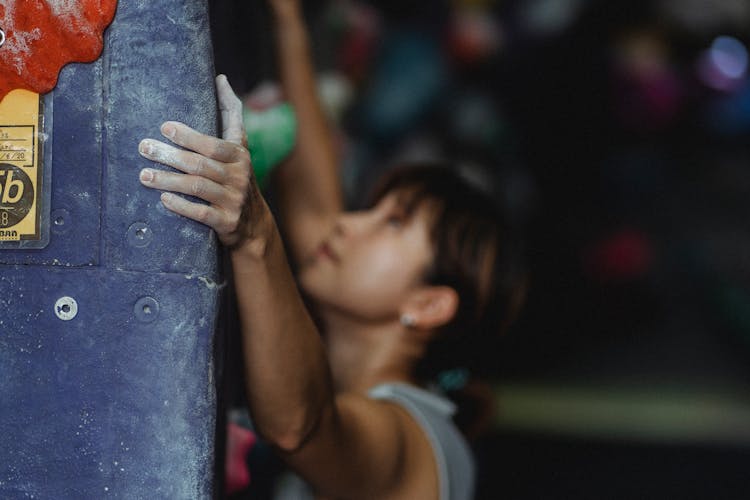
<box><xmin>299</xmin><ymin>190</ymin><xmax>436</xmax><ymax>322</ymax></box>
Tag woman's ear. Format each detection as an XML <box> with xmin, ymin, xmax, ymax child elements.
<box><xmin>400</xmin><ymin>286</ymin><xmax>459</xmax><ymax>333</ymax></box>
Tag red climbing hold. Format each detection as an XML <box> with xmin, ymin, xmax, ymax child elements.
<box><xmin>0</xmin><ymin>0</ymin><xmax>117</xmax><ymax>101</ymax></box>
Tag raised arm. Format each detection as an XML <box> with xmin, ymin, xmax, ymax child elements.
<box><xmin>137</xmin><ymin>76</ymin><xmax>427</xmax><ymax>499</ymax></box>
<box><xmin>268</xmin><ymin>0</ymin><xmax>344</xmax><ymax>264</ymax></box>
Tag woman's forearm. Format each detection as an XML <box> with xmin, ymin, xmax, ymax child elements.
<box><xmin>271</xmin><ymin>6</ymin><xmax>344</xmax><ymax>245</ymax></box>
<box><xmin>231</xmin><ymin>216</ymin><xmax>335</xmax><ymax>452</ymax></box>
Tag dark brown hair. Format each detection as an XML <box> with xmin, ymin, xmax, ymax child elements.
<box><xmin>369</xmin><ymin>162</ymin><xmax>527</xmax><ymax>384</ymax></box>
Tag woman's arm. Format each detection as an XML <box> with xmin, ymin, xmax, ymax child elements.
<box><xmin>138</xmin><ymin>76</ymin><xmax>426</xmax><ymax>499</ymax></box>
<box><xmin>268</xmin><ymin>0</ymin><xmax>345</xmax><ymax>264</ymax></box>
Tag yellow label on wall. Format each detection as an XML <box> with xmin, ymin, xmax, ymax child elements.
<box><xmin>0</xmin><ymin>90</ymin><xmax>43</xmax><ymax>241</ymax></box>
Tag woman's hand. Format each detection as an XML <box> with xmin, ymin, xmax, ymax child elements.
<box><xmin>138</xmin><ymin>74</ymin><xmax>270</xmax><ymax>250</ymax></box>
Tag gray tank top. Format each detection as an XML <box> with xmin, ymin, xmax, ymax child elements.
<box><xmin>273</xmin><ymin>383</ymin><xmax>475</xmax><ymax>499</ymax></box>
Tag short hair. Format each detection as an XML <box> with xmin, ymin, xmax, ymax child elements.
<box><xmin>368</xmin><ymin>162</ymin><xmax>527</xmax><ymax>382</ymax></box>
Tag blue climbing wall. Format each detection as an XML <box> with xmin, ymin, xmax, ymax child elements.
<box><xmin>0</xmin><ymin>1</ymin><xmax>222</xmax><ymax>497</ymax></box>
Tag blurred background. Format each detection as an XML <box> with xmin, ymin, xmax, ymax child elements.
<box><xmin>209</xmin><ymin>0</ymin><xmax>750</xmax><ymax>498</ymax></box>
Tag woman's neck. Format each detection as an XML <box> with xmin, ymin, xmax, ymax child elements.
<box><xmin>320</xmin><ymin>308</ymin><xmax>424</xmax><ymax>394</ymax></box>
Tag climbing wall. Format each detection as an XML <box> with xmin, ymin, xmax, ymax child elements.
<box><xmin>0</xmin><ymin>1</ymin><xmax>222</xmax><ymax>497</ymax></box>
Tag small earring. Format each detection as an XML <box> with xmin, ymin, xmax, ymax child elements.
<box><xmin>400</xmin><ymin>314</ymin><xmax>416</xmax><ymax>328</ymax></box>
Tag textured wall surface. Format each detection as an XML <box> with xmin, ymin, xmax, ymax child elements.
<box><xmin>0</xmin><ymin>1</ymin><xmax>221</xmax><ymax>498</ymax></box>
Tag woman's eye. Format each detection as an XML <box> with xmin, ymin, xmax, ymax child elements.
<box><xmin>386</xmin><ymin>215</ymin><xmax>404</xmax><ymax>228</ymax></box>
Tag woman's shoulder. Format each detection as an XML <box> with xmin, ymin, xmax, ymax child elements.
<box><xmin>368</xmin><ymin>382</ymin><xmax>476</xmax><ymax>500</ymax></box>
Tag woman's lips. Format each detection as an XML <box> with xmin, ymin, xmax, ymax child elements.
<box><xmin>317</xmin><ymin>241</ymin><xmax>340</xmax><ymax>262</ymax></box>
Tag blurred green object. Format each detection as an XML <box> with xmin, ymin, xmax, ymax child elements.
<box><xmin>243</xmin><ymin>103</ymin><xmax>297</xmax><ymax>188</ymax></box>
